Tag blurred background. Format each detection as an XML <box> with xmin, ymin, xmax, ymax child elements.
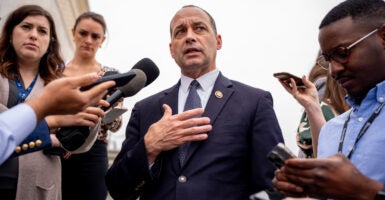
<box><xmin>0</xmin><ymin>0</ymin><xmax>344</xmax><ymax>156</ymax></box>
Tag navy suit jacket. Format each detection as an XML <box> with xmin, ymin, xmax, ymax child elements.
<box><xmin>106</xmin><ymin>73</ymin><xmax>284</xmax><ymax>200</ymax></box>
<box><xmin>10</xmin><ymin>120</ymin><xmax>52</xmax><ymax>157</ymax></box>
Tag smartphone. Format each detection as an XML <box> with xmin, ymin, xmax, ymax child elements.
<box><xmin>273</xmin><ymin>72</ymin><xmax>306</xmax><ymax>88</ymax></box>
<box><xmin>267</xmin><ymin>143</ymin><xmax>296</xmax><ymax>169</ymax></box>
<box><xmin>80</xmin><ymin>71</ymin><xmax>136</xmax><ymax>91</ymax></box>
<box><xmin>102</xmin><ymin>108</ymin><xmax>128</xmax><ymax>124</ymax></box>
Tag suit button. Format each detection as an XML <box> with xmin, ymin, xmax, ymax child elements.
<box><xmin>29</xmin><ymin>141</ymin><xmax>36</xmax><ymax>149</ymax></box>
<box><xmin>35</xmin><ymin>140</ymin><xmax>42</xmax><ymax>147</ymax></box>
<box><xmin>22</xmin><ymin>144</ymin><xmax>28</xmax><ymax>151</ymax></box>
<box><xmin>15</xmin><ymin>146</ymin><xmax>21</xmax><ymax>153</ymax></box>
<box><xmin>178</xmin><ymin>175</ymin><xmax>187</xmax><ymax>183</ymax></box>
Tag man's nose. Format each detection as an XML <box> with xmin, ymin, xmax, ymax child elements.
<box><xmin>330</xmin><ymin>60</ymin><xmax>345</xmax><ymax>77</ymax></box>
<box><xmin>185</xmin><ymin>29</ymin><xmax>196</xmax><ymax>43</ymax></box>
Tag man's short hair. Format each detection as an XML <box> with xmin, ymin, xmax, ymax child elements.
<box><xmin>319</xmin><ymin>0</ymin><xmax>385</xmax><ymax>29</ymax></box>
<box><xmin>169</xmin><ymin>5</ymin><xmax>217</xmax><ymax>37</ymax></box>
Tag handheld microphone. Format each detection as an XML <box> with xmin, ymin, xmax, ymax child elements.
<box><xmin>134</xmin><ymin>58</ymin><xmax>159</xmax><ymax>86</ymax></box>
<box><xmin>102</xmin><ymin>71</ymin><xmax>119</xmax><ymax>96</ymax></box>
<box><xmin>101</xmin><ymin>58</ymin><xmax>159</xmax><ymax>111</ymax></box>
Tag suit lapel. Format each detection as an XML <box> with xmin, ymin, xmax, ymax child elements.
<box><xmin>202</xmin><ymin>73</ymin><xmax>234</xmax><ymax>125</ymax></box>
<box><xmin>159</xmin><ymin>81</ymin><xmax>181</xmax><ymax>169</ymax></box>
<box><xmin>159</xmin><ymin>81</ymin><xmax>180</xmax><ymax>115</ymax></box>
<box><xmin>183</xmin><ymin>73</ymin><xmax>234</xmax><ymax>167</ymax></box>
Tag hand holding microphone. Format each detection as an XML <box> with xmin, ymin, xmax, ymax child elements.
<box><xmin>101</xmin><ymin>58</ymin><xmax>160</xmax><ymax>111</ymax></box>
<box><xmin>54</xmin><ymin>58</ymin><xmax>159</xmax><ymax>152</ymax></box>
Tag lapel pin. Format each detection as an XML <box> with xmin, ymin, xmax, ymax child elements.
<box><xmin>215</xmin><ymin>91</ymin><xmax>223</xmax><ymax>99</ymax></box>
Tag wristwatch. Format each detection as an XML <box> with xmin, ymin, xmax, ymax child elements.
<box><xmin>375</xmin><ymin>186</ymin><xmax>385</xmax><ymax>200</ymax></box>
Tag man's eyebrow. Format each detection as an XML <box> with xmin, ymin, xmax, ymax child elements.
<box><xmin>174</xmin><ymin>23</ymin><xmax>185</xmax><ymax>31</ymax></box>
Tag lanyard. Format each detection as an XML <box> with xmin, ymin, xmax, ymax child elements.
<box><xmin>15</xmin><ymin>74</ymin><xmax>38</xmax><ymax>103</ymax></box>
<box><xmin>338</xmin><ymin>101</ymin><xmax>385</xmax><ymax>159</ymax></box>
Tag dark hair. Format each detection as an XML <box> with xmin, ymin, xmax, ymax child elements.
<box><xmin>73</xmin><ymin>11</ymin><xmax>107</xmax><ymax>34</ymax></box>
<box><xmin>170</xmin><ymin>5</ymin><xmax>217</xmax><ymax>37</ymax></box>
<box><xmin>319</xmin><ymin>0</ymin><xmax>385</xmax><ymax>29</ymax></box>
<box><xmin>0</xmin><ymin>5</ymin><xmax>63</xmax><ymax>84</ymax></box>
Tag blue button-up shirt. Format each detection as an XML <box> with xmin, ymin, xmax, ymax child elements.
<box><xmin>318</xmin><ymin>80</ymin><xmax>385</xmax><ymax>184</ymax></box>
<box><xmin>0</xmin><ymin>104</ymin><xmax>36</xmax><ymax>164</ymax></box>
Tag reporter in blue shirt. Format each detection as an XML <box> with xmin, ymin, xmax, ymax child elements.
<box><xmin>273</xmin><ymin>0</ymin><xmax>385</xmax><ymax>199</ymax></box>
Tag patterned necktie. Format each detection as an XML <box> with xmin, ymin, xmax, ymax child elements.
<box><xmin>184</xmin><ymin>80</ymin><xmax>202</xmax><ymax>111</ymax></box>
<box><xmin>179</xmin><ymin>80</ymin><xmax>201</xmax><ymax>166</ymax></box>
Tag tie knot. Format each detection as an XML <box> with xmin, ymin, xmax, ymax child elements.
<box><xmin>190</xmin><ymin>80</ymin><xmax>200</xmax><ymax>89</ymax></box>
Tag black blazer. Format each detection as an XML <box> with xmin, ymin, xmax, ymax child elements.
<box><xmin>106</xmin><ymin>73</ymin><xmax>284</xmax><ymax>200</ymax></box>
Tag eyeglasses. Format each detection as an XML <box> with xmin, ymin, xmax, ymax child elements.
<box><xmin>317</xmin><ymin>28</ymin><xmax>378</xmax><ymax>70</ymax></box>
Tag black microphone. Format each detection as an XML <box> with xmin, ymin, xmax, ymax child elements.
<box><xmin>101</xmin><ymin>58</ymin><xmax>159</xmax><ymax>111</ymax></box>
<box><xmin>102</xmin><ymin>71</ymin><xmax>119</xmax><ymax>96</ymax></box>
<box><xmin>134</xmin><ymin>58</ymin><xmax>159</xmax><ymax>86</ymax></box>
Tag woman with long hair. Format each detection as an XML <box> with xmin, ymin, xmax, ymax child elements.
<box><xmin>61</xmin><ymin>11</ymin><xmax>123</xmax><ymax>200</ymax></box>
<box><xmin>0</xmin><ymin>5</ymin><xmax>104</xmax><ymax>200</ymax></box>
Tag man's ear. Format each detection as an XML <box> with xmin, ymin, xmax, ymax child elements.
<box><xmin>169</xmin><ymin>42</ymin><xmax>175</xmax><ymax>59</ymax></box>
<box><xmin>379</xmin><ymin>24</ymin><xmax>385</xmax><ymax>48</ymax></box>
<box><xmin>216</xmin><ymin>34</ymin><xmax>222</xmax><ymax>50</ymax></box>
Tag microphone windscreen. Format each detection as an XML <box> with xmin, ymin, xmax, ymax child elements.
<box><xmin>132</xmin><ymin>58</ymin><xmax>159</xmax><ymax>86</ymax></box>
<box><xmin>119</xmin><ymin>69</ymin><xmax>147</xmax><ymax>97</ymax></box>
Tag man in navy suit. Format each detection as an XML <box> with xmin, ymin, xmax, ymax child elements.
<box><xmin>106</xmin><ymin>5</ymin><xmax>284</xmax><ymax>200</ymax></box>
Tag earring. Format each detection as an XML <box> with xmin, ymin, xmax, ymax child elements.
<box><xmin>9</xmin><ymin>39</ymin><xmax>12</xmax><ymax>44</ymax></box>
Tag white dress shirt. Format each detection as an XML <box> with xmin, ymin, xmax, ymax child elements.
<box><xmin>178</xmin><ymin>69</ymin><xmax>220</xmax><ymax>113</ymax></box>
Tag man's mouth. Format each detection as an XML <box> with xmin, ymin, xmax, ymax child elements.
<box><xmin>184</xmin><ymin>48</ymin><xmax>200</xmax><ymax>54</ymax></box>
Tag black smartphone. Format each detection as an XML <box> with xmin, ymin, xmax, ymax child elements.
<box><xmin>80</xmin><ymin>71</ymin><xmax>136</xmax><ymax>91</ymax></box>
<box><xmin>273</xmin><ymin>72</ymin><xmax>306</xmax><ymax>88</ymax></box>
<box><xmin>267</xmin><ymin>143</ymin><xmax>296</xmax><ymax>169</ymax></box>
<box><xmin>102</xmin><ymin>108</ymin><xmax>128</xmax><ymax>124</ymax></box>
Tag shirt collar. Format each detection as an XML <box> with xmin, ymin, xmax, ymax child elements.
<box><xmin>180</xmin><ymin>69</ymin><xmax>219</xmax><ymax>93</ymax></box>
<box><xmin>346</xmin><ymin>80</ymin><xmax>385</xmax><ymax>108</ymax></box>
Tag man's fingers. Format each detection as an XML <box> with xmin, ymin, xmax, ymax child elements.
<box><xmin>70</xmin><ymin>73</ymin><xmax>100</xmax><ymax>87</ymax></box>
<box><xmin>98</xmin><ymin>100</ymin><xmax>110</xmax><ymax>108</ymax></box>
<box><xmin>84</xmin><ymin>106</ymin><xmax>106</xmax><ymax>118</ymax></box>
<box><xmin>162</xmin><ymin>104</ymin><xmax>173</xmax><ymax>118</ymax></box>
<box><xmin>180</xmin><ymin>133</ymin><xmax>208</xmax><ymax>143</ymax></box>
<box><xmin>84</xmin><ymin>81</ymin><xmax>115</xmax><ymax>104</ymax></box>
<box><xmin>184</xmin><ymin>124</ymin><xmax>212</xmax><ymax>136</ymax></box>
<box><xmin>273</xmin><ymin>178</ymin><xmax>305</xmax><ymax>196</ymax></box>
<box><xmin>177</xmin><ymin>107</ymin><xmax>205</xmax><ymax>120</ymax></box>
<box><xmin>181</xmin><ymin>115</ymin><xmax>210</xmax><ymax>126</ymax></box>
<box><xmin>285</xmin><ymin>158</ymin><xmax>318</xmax><ymax>168</ymax></box>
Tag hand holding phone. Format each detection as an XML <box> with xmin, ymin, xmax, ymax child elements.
<box><xmin>267</xmin><ymin>143</ymin><xmax>296</xmax><ymax>169</ymax></box>
<box><xmin>80</xmin><ymin>71</ymin><xmax>136</xmax><ymax>91</ymax></box>
<box><xmin>273</xmin><ymin>72</ymin><xmax>306</xmax><ymax>88</ymax></box>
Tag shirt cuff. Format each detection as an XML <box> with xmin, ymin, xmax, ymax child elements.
<box><xmin>5</xmin><ymin>104</ymin><xmax>37</xmax><ymax>144</ymax></box>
